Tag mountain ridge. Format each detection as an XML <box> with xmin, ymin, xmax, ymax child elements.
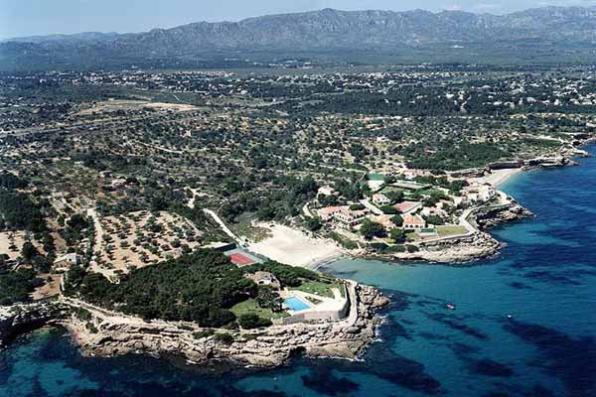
<box><xmin>2</xmin><ymin>6</ymin><xmax>596</xmax><ymax>70</ymax></box>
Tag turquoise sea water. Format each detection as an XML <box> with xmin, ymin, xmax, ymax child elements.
<box><xmin>1</xmin><ymin>147</ymin><xmax>595</xmax><ymax>396</ymax></box>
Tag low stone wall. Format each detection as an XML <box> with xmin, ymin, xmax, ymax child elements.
<box><xmin>281</xmin><ymin>284</ymin><xmax>352</xmax><ymax>325</ymax></box>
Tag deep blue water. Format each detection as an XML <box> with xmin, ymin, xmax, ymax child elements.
<box><xmin>2</xmin><ymin>147</ymin><xmax>596</xmax><ymax>397</ymax></box>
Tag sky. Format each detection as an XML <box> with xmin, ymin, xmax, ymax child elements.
<box><xmin>1</xmin><ymin>0</ymin><xmax>595</xmax><ymax>39</ymax></box>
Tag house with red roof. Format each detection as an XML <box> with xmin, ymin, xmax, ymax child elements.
<box><xmin>403</xmin><ymin>214</ymin><xmax>425</xmax><ymax>230</ymax></box>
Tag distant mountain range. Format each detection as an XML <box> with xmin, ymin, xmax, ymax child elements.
<box><xmin>2</xmin><ymin>6</ymin><xmax>596</xmax><ymax>70</ymax></box>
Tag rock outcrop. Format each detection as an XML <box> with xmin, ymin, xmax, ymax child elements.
<box><xmin>389</xmin><ymin>199</ymin><xmax>533</xmax><ymax>264</ymax></box>
<box><xmin>476</xmin><ymin>203</ymin><xmax>533</xmax><ymax>230</ymax></box>
<box><xmin>57</xmin><ymin>283</ymin><xmax>388</xmax><ymax>368</ymax></box>
<box><xmin>0</xmin><ymin>301</ymin><xmax>62</xmax><ymax>346</ymax></box>
<box><xmin>392</xmin><ymin>231</ymin><xmax>501</xmax><ymax>264</ymax></box>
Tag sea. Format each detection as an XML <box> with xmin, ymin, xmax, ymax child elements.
<box><xmin>1</xmin><ymin>146</ymin><xmax>595</xmax><ymax>397</ymax></box>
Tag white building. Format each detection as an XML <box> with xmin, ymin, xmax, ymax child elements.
<box><xmin>372</xmin><ymin>193</ymin><xmax>391</xmax><ymax>206</ymax></box>
<box><xmin>333</xmin><ymin>208</ymin><xmax>368</xmax><ymax>230</ymax></box>
<box><xmin>317</xmin><ymin>185</ymin><xmax>337</xmax><ymax>196</ymax></box>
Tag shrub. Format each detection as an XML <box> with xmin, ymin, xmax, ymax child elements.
<box><xmin>238</xmin><ymin>313</ymin><xmax>273</xmax><ymax>329</ymax></box>
<box><xmin>213</xmin><ymin>332</ymin><xmax>234</xmax><ymax>345</ymax></box>
<box><xmin>192</xmin><ymin>329</ymin><xmax>214</xmax><ymax>339</ymax></box>
<box><xmin>387</xmin><ymin>244</ymin><xmax>406</xmax><ymax>253</ymax></box>
<box><xmin>406</xmin><ymin>244</ymin><xmax>419</xmax><ymax>253</ymax></box>
<box><xmin>380</xmin><ymin>205</ymin><xmax>398</xmax><ymax>214</ymax></box>
<box><xmin>349</xmin><ymin>203</ymin><xmax>365</xmax><ymax>211</ymax></box>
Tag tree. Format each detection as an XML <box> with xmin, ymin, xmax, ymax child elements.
<box><xmin>0</xmin><ymin>268</ymin><xmax>37</xmax><ymax>305</ymax></box>
<box><xmin>21</xmin><ymin>241</ymin><xmax>39</xmax><ymax>261</ymax></box>
<box><xmin>304</xmin><ymin>217</ymin><xmax>322</xmax><ymax>232</ymax></box>
<box><xmin>360</xmin><ymin>220</ymin><xmax>386</xmax><ymax>240</ymax></box>
<box><xmin>349</xmin><ymin>203</ymin><xmax>365</xmax><ymax>211</ymax></box>
<box><xmin>67</xmin><ymin>214</ymin><xmax>90</xmax><ymax>231</ymax></box>
<box><xmin>384</xmin><ymin>175</ymin><xmax>397</xmax><ymax>184</ymax></box>
<box><xmin>318</xmin><ymin>194</ymin><xmax>338</xmax><ymax>207</ymax></box>
<box><xmin>389</xmin><ymin>228</ymin><xmax>406</xmax><ymax>243</ymax></box>
<box><xmin>380</xmin><ymin>205</ymin><xmax>398</xmax><ymax>214</ymax></box>
<box><xmin>391</xmin><ymin>214</ymin><xmax>404</xmax><ymax>227</ymax></box>
<box><xmin>424</xmin><ymin>215</ymin><xmax>445</xmax><ymax>226</ymax></box>
<box><xmin>386</xmin><ymin>189</ymin><xmax>404</xmax><ymax>203</ymax></box>
<box><xmin>256</xmin><ymin>286</ymin><xmax>282</xmax><ymax>311</ymax></box>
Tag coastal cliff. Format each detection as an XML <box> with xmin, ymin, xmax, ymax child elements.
<box><xmin>475</xmin><ymin>202</ymin><xmax>534</xmax><ymax>230</ymax></box>
<box><xmin>55</xmin><ymin>283</ymin><xmax>388</xmax><ymax>367</ymax></box>
<box><xmin>0</xmin><ymin>301</ymin><xmax>62</xmax><ymax>346</ymax></box>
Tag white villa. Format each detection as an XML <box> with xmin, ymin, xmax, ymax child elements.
<box><xmin>372</xmin><ymin>193</ymin><xmax>391</xmax><ymax>205</ymax></box>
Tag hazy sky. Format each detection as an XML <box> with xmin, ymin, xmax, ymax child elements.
<box><xmin>1</xmin><ymin>0</ymin><xmax>595</xmax><ymax>39</ymax></box>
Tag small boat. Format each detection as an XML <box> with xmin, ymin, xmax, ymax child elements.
<box><xmin>506</xmin><ymin>314</ymin><xmax>513</xmax><ymax>319</ymax></box>
<box><xmin>446</xmin><ymin>303</ymin><xmax>456</xmax><ymax>310</ymax></box>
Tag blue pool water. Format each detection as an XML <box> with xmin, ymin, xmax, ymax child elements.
<box><xmin>284</xmin><ymin>296</ymin><xmax>311</xmax><ymax>311</ymax></box>
<box><xmin>1</xmin><ymin>146</ymin><xmax>595</xmax><ymax>396</ymax></box>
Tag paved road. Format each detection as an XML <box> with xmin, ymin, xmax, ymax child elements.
<box><xmin>359</xmin><ymin>198</ymin><xmax>384</xmax><ymax>215</ymax></box>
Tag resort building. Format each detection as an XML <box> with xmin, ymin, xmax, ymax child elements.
<box><xmin>53</xmin><ymin>253</ymin><xmax>82</xmax><ymax>272</ymax></box>
<box><xmin>403</xmin><ymin>214</ymin><xmax>426</xmax><ymax>230</ymax></box>
<box><xmin>317</xmin><ymin>206</ymin><xmax>345</xmax><ymax>222</ymax></box>
<box><xmin>333</xmin><ymin>208</ymin><xmax>368</xmax><ymax>230</ymax></box>
<box><xmin>372</xmin><ymin>193</ymin><xmax>391</xmax><ymax>205</ymax></box>
<box><xmin>464</xmin><ymin>183</ymin><xmax>496</xmax><ymax>203</ymax></box>
<box><xmin>317</xmin><ymin>185</ymin><xmax>337</xmax><ymax>196</ymax></box>
<box><xmin>245</xmin><ymin>271</ymin><xmax>281</xmax><ymax>289</ymax></box>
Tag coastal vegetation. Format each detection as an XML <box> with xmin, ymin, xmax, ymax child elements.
<box><xmin>0</xmin><ymin>268</ymin><xmax>39</xmax><ymax>305</ymax></box>
<box><xmin>64</xmin><ymin>249</ymin><xmax>336</xmax><ymax>327</ymax></box>
<box><xmin>0</xmin><ymin>63</ymin><xmax>593</xmax><ymax>327</ymax></box>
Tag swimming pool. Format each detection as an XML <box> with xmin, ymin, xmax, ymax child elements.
<box><xmin>283</xmin><ymin>296</ymin><xmax>311</xmax><ymax>312</ymax></box>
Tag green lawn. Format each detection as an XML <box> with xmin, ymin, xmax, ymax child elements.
<box><xmin>368</xmin><ymin>172</ymin><xmax>385</xmax><ymax>181</ymax></box>
<box><xmin>436</xmin><ymin>225</ymin><xmax>467</xmax><ymax>237</ymax></box>
<box><xmin>294</xmin><ymin>280</ymin><xmax>344</xmax><ymax>298</ymax></box>
<box><xmin>405</xmin><ymin>231</ymin><xmax>421</xmax><ymax>241</ymax></box>
<box><xmin>230</xmin><ymin>299</ymin><xmax>288</xmax><ymax>320</ymax></box>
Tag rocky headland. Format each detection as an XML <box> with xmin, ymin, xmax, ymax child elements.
<box><xmin>0</xmin><ymin>282</ymin><xmax>389</xmax><ymax>369</ymax></box>
<box><xmin>384</xmin><ymin>198</ymin><xmax>533</xmax><ymax>264</ymax></box>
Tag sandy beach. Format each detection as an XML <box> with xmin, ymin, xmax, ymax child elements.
<box><xmin>477</xmin><ymin>168</ymin><xmax>523</xmax><ymax>188</ymax></box>
<box><xmin>248</xmin><ymin>223</ymin><xmax>344</xmax><ymax>268</ymax></box>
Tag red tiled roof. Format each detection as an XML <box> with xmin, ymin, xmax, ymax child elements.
<box><xmin>404</xmin><ymin>214</ymin><xmax>425</xmax><ymax>226</ymax></box>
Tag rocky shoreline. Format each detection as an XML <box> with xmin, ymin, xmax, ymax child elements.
<box><xmin>0</xmin><ymin>282</ymin><xmax>389</xmax><ymax>369</ymax></box>
<box><xmin>0</xmin><ymin>301</ymin><xmax>63</xmax><ymax>347</ymax></box>
<box><xmin>363</xmin><ymin>138</ymin><xmax>596</xmax><ymax>265</ymax></box>
<box><xmin>333</xmin><ymin>191</ymin><xmax>536</xmax><ymax>265</ymax></box>
<box><xmin>363</xmin><ymin>199</ymin><xmax>533</xmax><ymax>265</ymax></box>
